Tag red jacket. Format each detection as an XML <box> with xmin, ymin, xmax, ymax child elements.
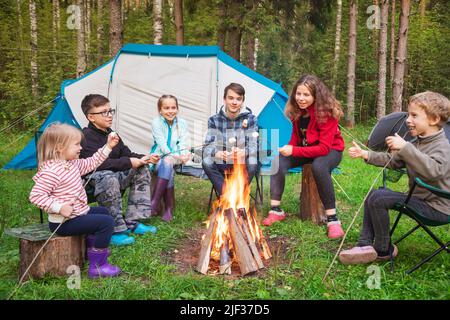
<box><xmin>288</xmin><ymin>105</ymin><xmax>345</xmax><ymax>158</ymax></box>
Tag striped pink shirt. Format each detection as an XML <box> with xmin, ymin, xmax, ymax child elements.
<box><xmin>29</xmin><ymin>146</ymin><xmax>111</xmax><ymax>223</ymax></box>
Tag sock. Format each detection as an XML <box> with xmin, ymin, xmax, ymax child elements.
<box><xmin>327</xmin><ymin>214</ymin><xmax>338</xmax><ymax>223</ymax></box>
<box><xmin>270</xmin><ymin>206</ymin><xmax>284</xmax><ymax>215</ymax></box>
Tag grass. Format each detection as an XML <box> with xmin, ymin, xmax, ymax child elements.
<box><xmin>0</xmin><ymin>125</ymin><xmax>449</xmax><ymax>300</ymax></box>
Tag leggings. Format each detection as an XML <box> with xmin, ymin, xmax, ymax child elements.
<box><xmin>49</xmin><ymin>206</ymin><xmax>114</xmax><ymax>249</ymax></box>
<box><xmin>357</xmin><ymin>188</ymin><xmax>448</xmax><ymax>252</ymax></box>
<box><xmin>270</xmin><ymin>149</ymin><xmax>342</xmax><ymax>210</ymax></box>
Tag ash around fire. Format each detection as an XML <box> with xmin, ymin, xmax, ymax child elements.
<box><xmin>164</xmin><ymin>227</ymin><xmax>294</xmax><ymax>279</ymax></box>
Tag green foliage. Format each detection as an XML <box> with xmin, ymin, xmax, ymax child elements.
<box><xmin>0</xmin><ymin>0</ymin><xmax>449</xmax><ymax>131</ymax></box>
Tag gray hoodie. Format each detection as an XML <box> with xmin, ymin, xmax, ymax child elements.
<box><xmin>367</xmin><ymin>129</ymin><xmax>450</xmax><ymax>215</ymax></box>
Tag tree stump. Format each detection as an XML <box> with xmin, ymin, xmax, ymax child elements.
<box><xmin>5</xmin><ymin>224</ymin><xmax>85</xmax><ymax>280</ymax></box>
<box><xmin>299</xmin><ymin>164</ymin><xmax>327</xmax><ymax>225</ymax></box>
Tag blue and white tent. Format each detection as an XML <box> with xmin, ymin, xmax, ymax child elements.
<box><xmin>4</xmin><ymin>44</ymin><xmax>292</xmax><ymax>170</ymax></box>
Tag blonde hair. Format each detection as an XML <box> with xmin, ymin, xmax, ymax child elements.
<box><xmin>409</xmin><ymin>91</ymin><xmax>450</xmax><ymax>128</ymax></box>
<box><xmin>37</xmin><ymin>123</ymin><xmax>83</xmax><ymax>167</ymax></box>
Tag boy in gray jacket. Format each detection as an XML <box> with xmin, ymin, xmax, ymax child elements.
<box><xmin>340</xmin><ymin>91</ymin><xmax>450</xmax><ymax>264</ymax></box>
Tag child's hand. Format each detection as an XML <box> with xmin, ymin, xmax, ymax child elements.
<box><xmin>180</xmin><ymin>153</ymin><xmax>191</xmax><ymax>164</ymax></box>
<box><xmin>348</xmin><ymin>141</ymin><xmax>369</xmax><ymax>160</ymax></box>
<box><xmin>130</xmin><ymin>157</ymin><xmax>146</xmax><ymax>168</ymax></box>
<box><xmin>142</xmin><ymin>154</ymin><xmax>160</xmax><ymax>164</ymax></box>
<box><xmin>386</xmin><ymin>133</ymin><xmax>407</xmax><ymax>151</ymax></box>
<box><xmin>231</xmin><ymin>147</ymin><xmax>246</xmax><ymax>164</ymax></box>
<box><xmin>107</xmin><ymin>132</ymin><xmax>120</xmax><ymax>149</ymax></box>
<box><xmin>278</xmin><ymin>145</ymin><xmax>293</xmax><ymax>157</ymax></box>
<box><xmin>60</xmin><ymin>203</ymin><xmax>74</xmax><ymax>218</ymax></box>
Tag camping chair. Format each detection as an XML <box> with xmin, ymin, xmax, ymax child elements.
<box><xmin>389</xmin><ymin>177</ymin><xmax>450</xmax><ymax>274</ymax></box>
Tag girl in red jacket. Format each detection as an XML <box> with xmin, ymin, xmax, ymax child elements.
<box><xmin>263</xmin><ymin>74</ymin><xmax>346</xmax><ymax>239</ymax></box>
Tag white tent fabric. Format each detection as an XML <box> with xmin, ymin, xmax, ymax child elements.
<box><xmin>4</xmin><ymin>44</ymin><xmax>291</xmax><ymax>170</ymax></box>
<box><xmin>65</xmin><ymin>46</ymin><xmax>278</xmax><ymax>157</ymax></box>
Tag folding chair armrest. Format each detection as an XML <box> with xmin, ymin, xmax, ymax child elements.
<box><xmin>415</xmin><ymin>177</ymin><xmax>450</xmax><ymax>199</ymax></box>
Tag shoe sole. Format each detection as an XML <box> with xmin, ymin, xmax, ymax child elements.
<box><xmin>339</xmin><ymin>251</ymin><xmax>377</xmax><ymax>265</ymax></box>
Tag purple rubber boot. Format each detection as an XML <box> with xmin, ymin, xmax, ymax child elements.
<box><xmin>85</xmin><ymin>235</ymin><xmax>110</xmax><ymax>260</ymax></box>
<box><xmin>87</xmin><ymin>248</ymin><xmax>121</xmax><ymax>279</ymax></box>
<box><xmin>150</xmin><ymin>177</ymin><xmax>169</xmax><ymax>216</ymax></box>
<box><xmin>162</xmin><ymin>187</ymin><xmax>174</xmax><ymax>222</ymax></box>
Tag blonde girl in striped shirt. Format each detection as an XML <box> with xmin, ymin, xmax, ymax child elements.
<box><xmin>29</xmin><ymin>123</ymin><xmax>122</xmax><ymax>278</ymax></box>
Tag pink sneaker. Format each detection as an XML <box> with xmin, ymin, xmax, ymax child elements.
<box><xmin>327</xmin><ymin>221</ymin><xmax>344</xmax><ymax>239</ymax></box>
<box><xmin>262</xmin><ymin>210</ymin><xmax>286</xmax><ymax>226</ymax></box>
<box><xmin>339</xmin><ymin>246</ymin><xmax>378</xmax><ymax>265</ymax></box>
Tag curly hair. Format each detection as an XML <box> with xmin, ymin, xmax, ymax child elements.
<box><xmin>285</xmin><ymin>74</ymin><xmax>343</xmax><ymax>123</ymax></box>
<box><xmin>409</xmin><ymin>91</ymin><xmax>450</xmax><ymax>128</ymax></box>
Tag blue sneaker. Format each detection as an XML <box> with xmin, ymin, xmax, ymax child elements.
<box><xmin>110</xmin><ymin>233</ymin><xmax>135</xmax><ymax>246</ymax></box>
<box><xmin>132</xmin><ymin>223</ymin><xmax>157</xmax><ymax>235</ymax></box>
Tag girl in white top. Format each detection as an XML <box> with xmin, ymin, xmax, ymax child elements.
<box><xmin>149</xmin><ymin>95</ymin><xmax>191</xmax><ymax>222</ymax></box>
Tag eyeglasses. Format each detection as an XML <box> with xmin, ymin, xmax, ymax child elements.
<box><xmin>89</xmin><ymin>109</ymin><xmax>116</xmax><ymax>117</ymax></box>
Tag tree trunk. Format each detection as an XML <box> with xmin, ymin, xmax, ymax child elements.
<box><xmin>217</xmin><ymin>0</ymin><xmax>228</xmax><ymax>50</ymax></box>
<box><xmin>29</xmin><ymin>0</ymin><xmax>38</xmax><ymax>99</ymax></box>
<box><xmin>345</xmin><ymin>0</ymin><xmax>357</xmax><ymax>128</ymax></box>
<box><xmin>420</xmin><ymin>0</ymin><xmax>427</xmax><ymax>22</ymax></box>
<box><xmin>52</xmin><ymin>0</ymin><xmax>60</xmax><ymax>65</ymax></box>
<box><xmin>17</xmin><ymin>0</ymin><xmax>25</xmax><ymax>68</ymax></box>
<box><xmin>109</xmin><ymin>0</ymin><xmax>123</xmax><ymax>57</ymax></box>
<box><xmin>332</xmin><ymin>0</ymin><xmax>343</xmax><ymax>94</ymax></box>
<box><xmin>227</xmin><ymin>0</ymin><xmax>244</xmax><ymax>61</ymax></box>
<box><xmin>97</xmin><ymin>0</ymin><xmax>105</xmax><ymax>63</ymax></box>
<box><xmin>389</xmin><ymin>0</ymin><xmax>396</xmax><ymax>84</ymax></box>
<box><xmin>19</xmin><ymin>235</ymin><xmax>85</xmax><ymax>281</ymax></box>
<box><xmin>76</xmin><ymin>0</ymin><xmax>87</xmax><ymax>77</ymax></box>
<box><xmin>376</xmin><ymin>0</ymin><xmax>389</xmax><ymax>120</ymax></box>
<box><xmin>85</xmin><ymin>0</ymin><xmax>91</xmax><ymax>66</ymax></box>
<box><xmin>392</xmin><ymin>0</ymin><xmax>410</xmax><ymax>113</ymax></box>
<box><xmin>244</xmin><ymin>0</ymin><xmax>259</xmax><ymax>69</ymax></box>
<box><xmin>300</xmin><ymin>164</ymin><xmax>327</xmax><ymax>225</ymax></box>
<box><xmin>174</xmin><ymin>0</ymin><xmax>184</xmax><ymax>45</ymax></box>
<box><xmin>153</xmin><ymin>0</ymin><xmax>163</xmax><ymax>44</ymax></box>
<box><xmin>373</xmin><ymin>0</ymin><xmax>379</xmax><ymax>59</ymax></box>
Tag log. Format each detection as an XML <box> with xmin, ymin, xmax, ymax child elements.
<box><xmin>19</xmin><ymin>235</ymin><xmax>85</xmax><ymax>281</ymax></box>
<box><xmin>300</xmin><ymin>163</ymin><xmax>327</xmax><ymax>225</ymax></box>
<box><xmin>257</xmin><ymin>225</ymin><xmax>272</xmax><ymax>260</ymax></box>
<box><xmin>236</xmin><ymin>208</ymin><xmax>264</xmax><ymax>269</ymax></box>
<box><xmin>5</xmin><ymin>223</ymin><xmax>85</xmax><ymax>280</ymax></box>
<box><xmin>225</xmin><ymin>208</ymin><xmax>258</xmax><ymax>275</ymax></box>
<box><xmin>196</xmin><ymin>209</ymin><xmax>219</xmax><ymax>274</ymax></box>
<box><xmin>219</xmin><ymin>239</ymin><xmax>232</xmax><ymax>275</ymax></box>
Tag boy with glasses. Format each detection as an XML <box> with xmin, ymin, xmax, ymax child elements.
<box><xmin>80</xmin><ymin>94</ymin><xmax>159</xmax><ymax>246</ymax></box>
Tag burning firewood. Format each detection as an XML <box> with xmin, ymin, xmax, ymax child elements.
<box><xmin>225</xmin><ymin>208</ymin><xmax>259</xmax><ymax>275</ymax></box>
<box><xmin>236</xmin><ymin>208</ymin><xmax>264</xmax><ymax>269</ymax></box>
<box><xmin>196</xmin><ymin>162</ymin><xmax>271</xmax><ymax>276</ymax></box>
<box><xmin>196</xmin><ymin>208</ymin><xmax>219</xmax><ymax>274</ymax></box>
<box><xmin>219</xmin><ymin>238</ymin><xmax>232</xmax><ymax>274</ymax></box>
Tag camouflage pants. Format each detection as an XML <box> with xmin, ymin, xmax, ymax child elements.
<box><xmin>86</xmin><ymin>166</ymin><xmax>152</xmax><ymax>233</ymax></box>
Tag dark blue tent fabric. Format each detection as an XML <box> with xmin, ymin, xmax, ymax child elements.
<box><xmin>3</xmin><ymin>96</ymin><xmax>80</xmax><ymax>170</ymax></box>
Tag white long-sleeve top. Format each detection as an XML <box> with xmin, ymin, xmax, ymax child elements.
<box><xmin>29</xmin><ymin>146</ymin><xmax>112</xmax><ymax>223</ymax></box>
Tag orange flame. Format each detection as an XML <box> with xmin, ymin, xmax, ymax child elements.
<box><xmin>205</xmin><ymin>163</ymin><xmax>264</xmax><ymax>262</ymax></box>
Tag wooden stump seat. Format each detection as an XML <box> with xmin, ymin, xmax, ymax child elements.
<box><xmin>299</xmin><ymin>163</ymin><xmax>327</xmax><ymax>225</ymax></box>
<box><xmin>5</xmin><ymin>223</ymin><xmax>85</xmax><ymax>280</ymax></box>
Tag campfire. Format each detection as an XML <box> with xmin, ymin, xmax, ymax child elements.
<box><xmin>196</xmin><ymin>163</ymin><xmax>272</xmax><ymax>275</ymax></box>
